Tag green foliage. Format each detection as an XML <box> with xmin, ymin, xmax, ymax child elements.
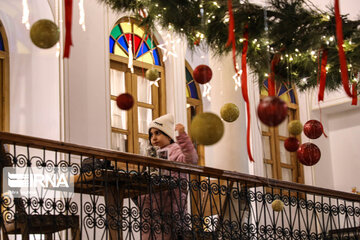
<box><xmin>98</xmin><ymin>0</ymin><xmax>360</xmax><ymax>94</ymax></box>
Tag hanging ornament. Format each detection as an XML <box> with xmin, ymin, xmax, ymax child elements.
<box><xmin>193</xmin><ymin>37</ymin><xmax>201</xmax><ymax>46</ymax></box>
<box><xmin>157</xmin><ymin>33</ymin><xmax>180</xmax><ymax>62</ymax></box>
<box><xmin>220</xmin><ymin>103</ymin><xmax>239</xmax><ymax>122</ymax></box>
<box><xmin>271</xmin><ymin>199</ymin><xmax>285</xmax><ymax>212</ymax></box>
<box><xmin>193</xmin><ymin>65</ymin><xmax>213</xmax><ymax>84</ymax></box>
<box><xmin>116</xmin><ymin>93</ymin><xmax>134</xmax><ymax>110</ymax></box>
<box><xmin>257</xmin><ymin>96</ymin><xmax>288</xmax><ymax>127</ymax></box>
<box><xmin>297</xmin><ymin>142</ymin><xmax>321</xmax><ymax>166</ymax></box>
<box><xmin>30</xmin><ymin>19</ymin><xmax>60</xmax><ymax>49</ymax></box>
<box><xmin>303</xmin><ymin>120</ymin><xmax>323</xmax><ymax>139</ymax></box>
<box><xmin>145</xmin><ymin>68</ymin><xmax>160</xmax><ymax>81</ymax></box>
<box><xmin>284</xmin><ymin>137</ymin><xmax>300</xmax><ymax>152</ymax></box>
<box><xmin>190</xmin><ymin>112</ymin><xmax>224</xmax><ymax>145</ymax></box>
<box><xmin>288</xmin><ymin>120</ymin><xmax>303</xmax><ymax>136</ymax></box>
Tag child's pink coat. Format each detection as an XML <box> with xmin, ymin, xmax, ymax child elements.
<box><xmin>140</xmin><ymin>132</ymin><xmax>198</xmax><ymax>240</ymax></box>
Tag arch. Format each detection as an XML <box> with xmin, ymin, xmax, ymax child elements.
<box><xmin>109</xmin><ymin>17</ymin><xmax>166</xmax><ymax>155</ymax></box>
<box><xmin>260</xmin><ymin>80</ymin><xmax>304</xmax><ymax>183</ymax></box>
<box><xmin>0</xmin><ymin>20</ymin><xmax>9</xmax><ymax>131</ymax></box>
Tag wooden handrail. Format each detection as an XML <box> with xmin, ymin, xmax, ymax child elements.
<box><xmin>1</xmin><ymin>131</ymin><xmax>360</xmax><ymax>202</ymax></box>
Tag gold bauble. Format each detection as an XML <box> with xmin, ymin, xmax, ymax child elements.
<box><xmin>220</xmin><ymin>103</ymin><xmax>239</xmax><ymax>122</ymax></box>
<box><xmin>271</xmin><ymin>199</ymin><xmax>285</xmax><ymax>212</ymax></box>
<box><xmin>30</xmin><ymin>19</ymin><xmax>60</xmax><ymax>49</ymax></box>
<box><xmin>288</xmin><ymin>120</ymin><xmax>303</xmax><ymax>136</ymax></box>
<box><xmin>190</xmin><ymin>112</ymin><xmax>224</xmax><ymax>145</ymax></box>
<box><xmin>145</xmin><ymin>68</ymin><xmax>160</xmax><ymax>81</ymax></box>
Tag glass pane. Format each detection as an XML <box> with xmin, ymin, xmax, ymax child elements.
<box><xmin>137</xmin><ymin>75</ymin><xmax>152</xmax><ymax>104</ymax></box>
<box><xmin>138</xmin><ymin>107</ymin><xmax>152</xmax><ymax>134</ymax></box>
<box><xmin>262</xmin><ymin>136</ymin><xmax>271</xmax><ymax>159</ymax></box>
<box><xmin>111</xmin><ymin>100</ymin><xmax>127</xmax><ymax>129</ymax></box>
<box><xmin>279</xmin><ymin>140</ymin><xmax>291</xmax><ymax>164</ymax></box>
<box><xmin>278</xmin><ymin>116</ymin><xmax>289</xmax><ymax>137</ymax></box>
<box><xmin>264</xmin><ymin>163</ymin><xmax>272</xmax><ymax>178</ymax></box>
<box><xmin>282</xmin><ymin>168</ymin><xmax>293</xmax><ymax>182</ymax></box>
<box><xmin>110</xmin><ymin>69</ymin><xmax>125</xmax><ymax>96</ymax></box>
<box><xmin>111</xmin><ymin>132</ymin><xmax>128</xmax><ymax>152</ymax></box>
<box><xmin>139</xmin><ymin>138</ymin><xmax>149</xmax><ymax>156</ymax></box>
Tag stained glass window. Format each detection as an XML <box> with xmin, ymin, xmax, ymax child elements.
<box><xmin>185</xmin><ymin>67</ymin><xmax>199</xmax><ymax>99</ymax></box>
<box><xmin>0</xmin><ymin>31</ymin><xmax>4</xmax><ymax>51</ymax></box>
<box><xmin>109</xmin><ymin>21</ymin><xmax>161</xmax><ymax>66</ymax></box>
<box><xmin>261</xmin><ymin>79</ymin><xmax>296</xmax><ymax>104</ymax></box>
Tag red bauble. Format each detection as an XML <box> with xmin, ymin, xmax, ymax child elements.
<box><xmin>193</xmin><ymin>65</ymin><xmax>212</xmax><ymax>84</ymax></box>
<box><xmin>297</xmin><ymin>143</ymin><xmax>321</xmax><ymax>166</ymax></box>
<box><xmin>303</xmin><ymin>120</ymin><xmax>323</xmax><ymax>139</ymax></box>
<box><xmin>116</xmin><ymin>93</ymin><xmax>134</xmax><ymax>110</ymax></box>
<box><xmin>257</xmin><ymin>96</ymin><xmax>288</xmax><ymax>127</ymax></box>
<box><xmin>284</xmin><ymin>137</ymin><xmax>300</xmax><ymax>152</ymax></box>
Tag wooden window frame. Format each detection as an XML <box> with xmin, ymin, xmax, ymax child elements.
<box><xmin>0</xmin><ymin>21</ymin><xmax>9</xmax><ymax>132</ymax></box>
<box><xmin>109</xmin><ymin>19</ymin><xmax>166</xmax><ymax>154</ymax></box>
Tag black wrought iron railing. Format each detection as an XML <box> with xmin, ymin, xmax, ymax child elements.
<box><xmin>0</xmin><ymin>132</ymin><xmax>359</xmax><ymax>240</ymax></box>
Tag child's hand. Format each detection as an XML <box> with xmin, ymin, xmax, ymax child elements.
<box><xmin>175</xmin><ymin>123</ymin><xmax>185</xmax><ymax>135</ymax></box>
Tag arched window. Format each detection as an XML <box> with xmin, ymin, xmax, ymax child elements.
<box><xmin>109</xmin><ymin>18</ymin><xmax>165</xmax><ymax>155</ymax></box>
<box><xmin>0</xmin><ymin>20</ymin><xmax>9</xmax><ymax>131</ymax></box>
<box><xmin>261</xmin><ymin>80</ymin><xmax>304</xmax><ymax>183</ymax></box>
<box><xmin>185</xmin><ymin>61</ymin><xmax>204</xmax><ymax>166</ymax></box>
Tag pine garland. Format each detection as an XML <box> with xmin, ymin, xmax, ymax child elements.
<box><xmin>99</xmin><ymin>0</ymin><xmax>360</xmax><ymax>94</ymax></box>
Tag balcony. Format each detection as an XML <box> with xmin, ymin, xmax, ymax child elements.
<box><xmin>0</xmin><ymin>132</ymin><xmax>359</xmax><ymax>239</ymax></box>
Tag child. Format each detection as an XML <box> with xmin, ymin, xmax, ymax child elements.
<box><xmin>139</xmin><ymin>113</ymin><xmax>198</xmax><ymax>240</ymax></box>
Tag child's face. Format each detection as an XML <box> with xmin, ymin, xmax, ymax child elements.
<box><xmin>149</xmin><ymin>128</ymin><xmax>171</xmax><ymax>148</ymax></box>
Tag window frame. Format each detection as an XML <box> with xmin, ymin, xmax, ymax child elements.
<box><xmin>109</xmin><ymin>18</ymin><xmax>166</xmax><ymax>154</ymax></box>
<box><xmin>0</xmin><ymin>20</ymin><xmax>9</xmax><ymax>132</ymax></box>
<box><xmin>261</xmin><ymin>83</ymin><xmax>304</xmax><ymax>184</ymax></box>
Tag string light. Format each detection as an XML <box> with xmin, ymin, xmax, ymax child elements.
<box><xmin>202</xmin><ymin>83</ymin><xmax>212</xmax><ymax>101</ymax></box>
<box><xmin>22</xmin><ymin>0</ymin><xmax>30</xmax><ymax>30</ymax></box>
<box><xmin>79</xmin><ymin>0</ymin><xmax>86</xmax><ymax>31</ymax></box>
<box><xmin>157</xmin><ymin>33</ymin><xmax>181</xmax><ymax>61</ymax></box>
<box><xmin>127</xmin><ymin>19</ymin><xmax>134</xmax><ymax>73</ymax></box>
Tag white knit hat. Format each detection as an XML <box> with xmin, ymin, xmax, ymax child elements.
<box><xmin>148</xmin><ymin>114</ymin><xmax>175</xmax><ymax>141</ymax></box>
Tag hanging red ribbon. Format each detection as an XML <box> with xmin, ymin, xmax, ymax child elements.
<box><xmin>241</xmin><ymin>26</ymin><xmax>254</xmax><ymax>162</ymax></box>
<box><xmin>64</xmin><ymin>0</ymin><xmax>73</xmax><ymax>58</ymax></box>
<box><xmin>352</xmin><ymin>82</ymin><xmax>358</xmax><ymax>105</ymax></box>
<box><xmin>226</xmin><ymin>0</ymin><xmax>254</xmax><ymax>162</ymax></box>
<box><xmin>334</xmin><ymin>0</ymin><xmax>357</xmax><ymax>105</ymax></box>
<box><xmin>267</xmin><ymin>54</ymin><xmax>280</xmax><ymax>96</ymax></box>
<box><xmin>225</xmin><ymin>0</ymin><xmax>237</xmax><ymax>71</ymax></box>
<box><xmin>318</xmin><ymin>48</ymin><xmax>328</xmax><ymax>102</ymax></box>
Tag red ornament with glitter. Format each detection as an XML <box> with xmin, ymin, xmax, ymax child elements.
<box><xmin>303</xmin><ymin>120</ymin><xmax>323</xmax><ymax>139</ymax></box>
<box><xmin>297</xmin><ymin>142</ymin><xmax>321</xmax><ymax>166</ymax></box>
<box><xmin>257</xmin><ymin>96</ymin><xmax>288</xmax><ymax>127</ymax></box>
<box><xmin>116</xmin><ymin>93</ymin><xmax>134</xmax><ymax>110</ymax></box>
<box><xmin>284</xmin><ymin>137</ymin><xmax>300</xmax><ymax>152</ymax></box>
<box><xmin>193</xmin><ymin>65</ymin><xmax>212</xmax><ymax>84</ymax></box>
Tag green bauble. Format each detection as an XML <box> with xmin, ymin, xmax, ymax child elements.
<box><xmin>272</xmin><ymin>199</ymin><xmax>284</xmax><ymax>212</ymax></box>
<box><xmin>190</xmin><ymin>112</ymin><xmax>224</xmax><ymax>145</ymax></box>
<box><xmin>288</xmin><ymin>120</ymin><xmax>303</xmax><ymax>135</ymax></box>
<box><xmin>145</xmin><ymin>68</ymin><xmax>159</xmax><ymax>81</ymax></box>
<box><xmin>220</xmin><ymin>103</ymin><xmax>239</xmax><ymax>122</ymax></box>
<box><xmin>30</xmin><ymin>19</ymin><xmax>60</xmax><ymax>49</ymax></box>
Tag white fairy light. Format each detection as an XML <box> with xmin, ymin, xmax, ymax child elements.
<box><xmin>56</xmin><ymin>42</ymin><xmax>60</xmax><ymax>58</ymax></box>
<box><xmin>157</xmin><ymin>33</ymin><xmax>180</xmax><ymax>62</ymax></box>
<box><xmin>22</xmin><ymin>0</ymin><xmax>30</xmax><ymax>30</ymax></box>
<box><xmin>202</xmin><ymin>83</ymin><xmax>212</xmax><ymax>101</ymax></box>
<box><xmin>150</xmin><ymin>77</ymin><xmax>161</xmax><ymax>87</ymax></box>
<box><xmin>79</xmin><ymin>0</ymin><xmax>86</xmax><ymax>31</ymax></box>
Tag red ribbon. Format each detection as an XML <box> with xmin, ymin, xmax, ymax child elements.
<box><xmin>241</xmin><ymin>26</ymin><xmax>254</xmax><ymax>162</ymax></box>
<box><xmin>318</xmin><ymin>48</ymin><xmax>328</xmax><ymax>102</ymax></box>
<box><xmin>352</xmin><ymin>82</ymin><xmax>358</xmax><ymax>105</ymax></box>
<box><xmin>334</xmin><ymin>0</ymin><xmax>357</xmax><ymax>105</ymax></box>
<box><xmin>268</xmin><ymin>54</ymin><xmax>280</xmax><ymax>96</ymax></box>
<box><xmin>226</xmin><ymin>0</ymin><xmax>254</xmax><ymax>162</ymax></box>
<box><xmin>64</xmin><ymin>0</ymin><xmax>73</xmax><ymax>58</ymax></box>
